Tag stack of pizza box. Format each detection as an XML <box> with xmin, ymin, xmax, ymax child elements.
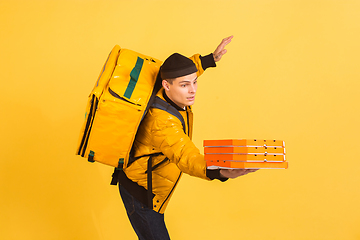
<box><xmin>204</xmin><ymin>139</ymin><xmax>288</xmax><ymax>169</ymax></box>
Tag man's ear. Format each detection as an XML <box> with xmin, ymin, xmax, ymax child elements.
<box><xmin>162</xmin><ymin>80</ymin><xmax>170</xmax><ymax>91</ymax></box>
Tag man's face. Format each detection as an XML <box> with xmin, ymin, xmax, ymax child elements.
<box><xmin>163</xmin><ymin>72</ymin><xmax>198</xmax><ymax>109</ymax></box>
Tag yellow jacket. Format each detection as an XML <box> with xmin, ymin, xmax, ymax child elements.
<box><xmin>124</xmin><ymin>54</ymin><xmax>211</xmax><ymax>213</ymax></box>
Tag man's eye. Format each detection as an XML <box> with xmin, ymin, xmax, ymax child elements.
<box><xmin>181</xmin><ymin>84</ymin><xmax>186</xmax><ymax>87</ymax></box>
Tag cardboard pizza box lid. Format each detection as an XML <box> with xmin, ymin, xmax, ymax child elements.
<box><xmin>203</xmin><ymin>139</ymin><xmax>285</xmax><ymax>147</ymax></box>
<box><xmin>204</xmin><ymin>146</ymin><xmax>285</xmax><ymax>154</ymax></box>
<box><xmin>204</xmin><ymin>153</ymin><xmax>286</xmax><ymax>162</ymax></box>
<box><xmin>206</xmin><ymin>160</ymin><xmax>288</xmax><ymax>169</ymax></box>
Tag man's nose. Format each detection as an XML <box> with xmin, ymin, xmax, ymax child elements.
<box><xmin>189</xmin><ymin>84</ymin><xmax>196</xmax><ymax>93</ymax></box>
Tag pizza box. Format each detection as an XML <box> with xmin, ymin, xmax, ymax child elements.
<box><xmin>206</xmin><ymin>160</ymin><xmax>288</xmax><ymax>169</ymax></box>
<box><xmin>204</xmin><ymin>146</ymin><xmax>285</xmax><ymax>154</ymax></box>
<box><xmin>204</xmin><ymin>139</ymin><xmax>285</xmax><ymax>148</ymax></box>
<box><xmin>204</xmin><ymin>153</ymin><xmax>285</xmax><ymax>162</ymax></box>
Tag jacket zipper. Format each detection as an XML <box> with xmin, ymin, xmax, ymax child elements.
<box><xmin>158</xmin><ymin>172</ymin><xmax>182</xmax><ymax>212</ymax></box>
<box><xmin>186</xmin><ymin>110</ymin><xmax>190</xmax><ymax>136</ymax></box>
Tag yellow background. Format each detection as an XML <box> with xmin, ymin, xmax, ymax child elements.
<box><xmin>1</xmin><ymin>0</ymin><xmax>359</xmax><ymax>239</ymax></box>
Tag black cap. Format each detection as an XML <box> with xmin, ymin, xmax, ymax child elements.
<box><xmin>160</xmin><ymin>53</ymin><xmax>197</xmax><ymax>79</ymax></box>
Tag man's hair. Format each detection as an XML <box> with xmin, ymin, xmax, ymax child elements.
<box><xmin>163</xmin><ymin>78</ymin><xmax>175</xmax><ymax>85</ymax></box>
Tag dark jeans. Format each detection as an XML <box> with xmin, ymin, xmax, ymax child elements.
<box><xmin>119</xmin><ymin>184</ymin><xmax>171</xmax><ymax>240</ymax></box>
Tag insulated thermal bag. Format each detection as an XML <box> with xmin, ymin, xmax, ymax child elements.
<box><xmin>76</xmin><ymin>45</ymin><xmax>162</xmax><ymax>169</ymax></box>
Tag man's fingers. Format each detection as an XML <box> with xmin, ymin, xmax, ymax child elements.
<box><xmin>220</xmin><ymin>36</ymin><xmax>233</xmax><ymax>47</ymax></box>
<box><xmin>217</xmin><ymin>37</ymin><xmax>232</xmax><ymax>52</ymax></box>
<box><xmin>220</xmin><ymin>168</ymin><xmax>259</xmax><ymax>178</ymax></box>
<box><xmin>220</xmin><ymin>49</ymin><xmax>227</xmax><ymax>56</ymax></box>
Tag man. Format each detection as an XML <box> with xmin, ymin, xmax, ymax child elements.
<box><xmin>114</xmin><ymin>36</ymin><xmax>258</xmax><ymax>239</ymax></box>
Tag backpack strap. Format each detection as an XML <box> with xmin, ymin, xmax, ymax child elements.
<box><xmin>151</xmin><ymin>96</ymin><xmax>186</xmax><ymax>134</ymax></box>
<box><xmin>143</xmin><ymin>96</ymin><xmax>187</xmax><ymax>209</ymax></box>
<box><xmin>147</xmin><ymin>156</ymin><xmax>153</xmax><ymax>208</ymax></box>
<box><xmin>112</xmin><ymin>96</ymin><xmax>187</xmax><ymax>210</ymax></box>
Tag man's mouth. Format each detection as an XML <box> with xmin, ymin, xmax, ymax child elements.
<box><xmin>187</xmin><ymin>96</ymin><xmax>195</xmax><ymax>100</ymax></box>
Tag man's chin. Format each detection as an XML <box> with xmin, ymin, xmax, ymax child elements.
<box><xmin>186</xmin><ymin>100</ymin><xmax>195</xmax><ymax>106</ymax></box>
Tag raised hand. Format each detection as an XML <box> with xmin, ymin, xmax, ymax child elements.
<box><xmin>213</xmin><ymin>36</ymin><xmax>233</xmax><ymax>62</ymax></box>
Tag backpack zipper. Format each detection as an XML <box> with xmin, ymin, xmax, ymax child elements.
<box><xmin>79</xmin><ymin>95</ymin><xmax>99</xmax><ymax>157</ymax></box>
<box><xmin>108</xmin><ymin>88</ymin><xmax>141</xmax><ymax>106</ymax></box>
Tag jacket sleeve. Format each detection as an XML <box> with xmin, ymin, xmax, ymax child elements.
<box><xmin>189</xmin><ymin>53</ymin><xmax>217</xmax><ymax>77</ymax></box>
<box><xmin>151</xmin><ymin>114</ymin><xmax>210</xmax><ymax>180</ymax></box>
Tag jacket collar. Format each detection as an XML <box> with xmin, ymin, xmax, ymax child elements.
<box><xmin>162</xmin><ymin>89</ymin><xmax>186</xmax><ymax>111</ymax></box>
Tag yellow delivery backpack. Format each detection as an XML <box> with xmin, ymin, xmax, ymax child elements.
<box><xmin>76</xmin><ymin>45</ymin><xmax>163</xmax><ymax>169</ymax></box>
